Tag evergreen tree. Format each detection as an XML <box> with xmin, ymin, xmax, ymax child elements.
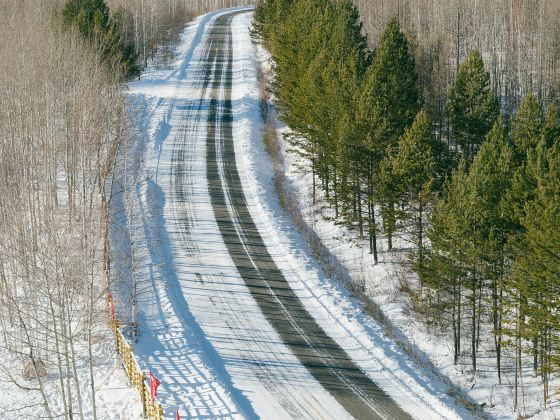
<box><xmin>507</xmin><ymin>141</ymin><xmax>560</xmax><ymax>406</ymax></box>
<box><xmin>511</xmin><ymin>93</ymin><xmax>544</xmax><ymax>161</ymax></box>
<box><xmin>422</xmin><ymin>118</ymin><xmax>515</xmax><ymax>373</ymax></box>
<box><xmin>446</xmin><ymin>50</ymin><xmax>498</xmax><ymax>163</ymax></box>
<box><xmin>391</xmin><ymin>110</ymin><xmax>437</xmax><ymax>264</ymax></box>
<box><xmin>253</xmin><ymin>0</ymin><xmax>293</xmax><ymax>45</ymax></box>
<box><xmin>543</xmin><ymin>104</ymin><xmax>560</xmax><ymax>149</ymax></box>
<box><xmin>357</xmin><ymin>16</ymin><xmax>419</xmax><ymax>253</ymax></box>
<box><xmin>267</xmin><ymin>0</ymin><xmax>369</xmax><ymax>211</ymax></box>
<box><xmin>504</xmin><ymin>95</ymin><xmax>552</xmax><ymax>235</ymax></box>
<box><xmin>421</xmin><ymin>161</ymin><xmax>472</xmax><ymax>365</ymax></box>
<box><xmin>423</xmin><ymin>162</ymin><xmax>485</xmax><ymax>373</ymax></box>
<box><xmin>466</xmin><ymin>117</ymin><xmax>515</xmax><ymax>380</ymax></box>
<box><xmin>62</xmin><ymin>0</ymin><xmax>139</xmax><ymax>79</ymax></box>
<box><xmin>323</xmin><ymin>2</ymin><xmax>369</xmax><ymax>216</ymax></box>
<box><xmin>270</xmin><ymin>0</ymin><xmax>331</xmax><ymax>186</ymax></box>
<box><xmin>500</xmin><ymin>100</ymin><xmax>557</xmax><ymax>403</ymax></box>
<box><xmin>63</xmin><ymin>0</ymin><xmax>110</xmax><ymax>37</ymax></box>
<box><xmin>336</xmin><ymin>113</ymin><xmax>368</xmax><ymax>237</ymax></box>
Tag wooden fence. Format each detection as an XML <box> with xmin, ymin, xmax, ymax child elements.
<box><xmin>108</xmin><ymin>294</ymin><xmax>164</xmax><ymax>420</ymax></box>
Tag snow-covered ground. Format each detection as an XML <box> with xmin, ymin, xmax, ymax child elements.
<box><xmin>0</xmin><ymin>307</ymin><xmax>141</xmax><ymax>419</ymax></box>
<box><xmin>114</xmin><ymin>6</ymin><xmax>479</xmax><ymax>419</ymax></box>
<box><xmin>255</xmin><ymin>28</ymin><xmax>560</xmax><ymax>420</ymax></box>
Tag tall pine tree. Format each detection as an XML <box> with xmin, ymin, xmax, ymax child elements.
<box><xmin>421</xmin><ymin>161</ymin><xmax>472</xmax><ymax>365</ymax></box>
<box><xmin>62</xmin><ymin>0</ymin><xmax>139</xmax><ymax>79</ymax></box>
<box><xmin>390</xmin><ymin>109</ymin><xmax>438</xmax><ymax>265</ymax></box>
<box><xmin>466</xmin><ymin>117</ymin><xmax>515</xmax><ymax>380</ymax></box>
<box><xmin>446</xmin><ymin>50</ymin><xmax>498</xmax><ymax>163</ymax></box>
<box><xmin>356</xmin><ymin>16</ymin><xmax>419</xmax><ymax>255</ymax></box>
<box><xmin>511</xmin><ymin>93</ymin><xmax>545</xmax><ymax>161</ymax></box>
<box><xmin>507</xmin><ymin>141</ymin><xmax>560</xmax><ymax>407</ymax></box>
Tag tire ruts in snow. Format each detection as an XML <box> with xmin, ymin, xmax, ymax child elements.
<box><xmin>203</xmin><ymin>11</ymin><xmax>413</xmax><ymax>420</ymax></box>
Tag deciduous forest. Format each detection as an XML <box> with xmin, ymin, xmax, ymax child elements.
<box><xmin>0</xmin><ymin>0</ymin><xmax>250</xmax><ymax>417</ymax></box>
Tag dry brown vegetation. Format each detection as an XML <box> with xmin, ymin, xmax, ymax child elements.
<box><xmin>108</xmin><ymin>0</ymin><xmax>254</xmax><ymax>67</ymax></box>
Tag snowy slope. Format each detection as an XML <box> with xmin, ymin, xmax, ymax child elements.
<box><xmin>257</xmin><ymin>15</ymin><xmax>560</xmax><ymax>420</ymax></box>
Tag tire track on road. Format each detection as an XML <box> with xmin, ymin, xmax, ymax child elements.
<box><xmin>205</xmin><ymin>11</ymin><xmax>412</xmax><ymax>420</ymax></box>
<box><xmin>173</xmin><ymin>10</ymin><xmax>326</xmax><ymax>418</ymax></box>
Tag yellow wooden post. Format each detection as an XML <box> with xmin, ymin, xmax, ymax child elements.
<box><xmin>140</xmin><ymin>372</ymin><xmax>148</xmax><ymax>418</ymax></box>
<box><xmin>127</xmin><ymin>344</ymin><xmax>132</xmax><ymax>378</ymax></box>
<box><xmin>107</xmin><ymin>301</ymin><xmax>170</xmax><ymax>420</ymax></box>
<box><xmin>126</xmin><ymin>343</ymin><xmax>130</xmax><ymax>376</ymax></box>
<box><xmin>122</xmin><ymin>341</ymin><xmax>127</xmax><ymax>372</ymax></box>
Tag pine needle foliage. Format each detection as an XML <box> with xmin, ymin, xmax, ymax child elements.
<box><xmin>255</xmin><ymin>0</ymin><xmax>560</xmax><ymax>408</ymax></box>
<box><xmin>62</xmin><ymin>0</ymin><xmax>139</xmax><ymax>79</ymax></box>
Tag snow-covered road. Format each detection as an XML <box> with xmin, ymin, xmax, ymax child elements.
<box><xmin>120</xmin><ymin>7</ymin><xmax>473</xmax><ymax>419</ymax></box>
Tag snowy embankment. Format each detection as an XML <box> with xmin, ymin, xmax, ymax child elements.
<box><xmin>255</xmin><ymin>34</ymin><xmax>560</xmax><ymax>420</ymax></box>
<box><xmin>229</xmin><ymin>13</ymin><xmax>471</xmax><ymax>420</ymax></box>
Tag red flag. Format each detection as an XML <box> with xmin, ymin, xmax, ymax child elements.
<box><xmin>176</xmin><ymin>409</ymin><xmax>180</xmax><ymax>420</ymax></box>
<box><xmin>149</xmin><ymin>372</ymin><xmax>161</xmax><ymax>401</ymax></box>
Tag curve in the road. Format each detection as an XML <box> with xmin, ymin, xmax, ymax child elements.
<box><xmin>202</xmin><ymin>11</ymin><xmax>413</xmax><ymax>420</ymax></box>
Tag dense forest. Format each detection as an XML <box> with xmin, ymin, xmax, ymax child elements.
<box><xmin>0</xmin><ymin>0</ymin><xmax>250</xmax><ymax>418</ymax></box>
<box><xmin>352</xmin><ymin>0</ymin><xmax>560</xmax><ymax>115</ymax></box>
<box><xmin>254</xmin><ymin>0</ymin><xmax>559</xmax><ymax>412</ymax></box>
